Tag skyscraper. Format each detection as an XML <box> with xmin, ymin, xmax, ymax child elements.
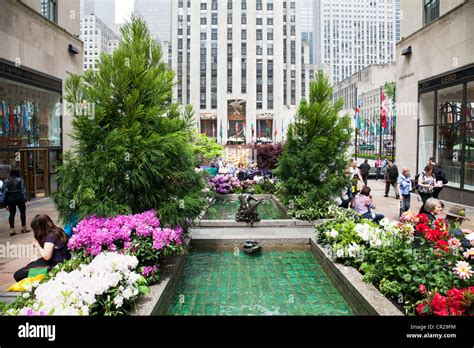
<box><xmin>314</xmin><ymin>0</ymin><xmax>399</xmax><ymax>84</ymax></box>
<box><xmin>134</xmin><ymin>0</ymin><xmax>171</xmax><ymax>43</ymax></box>
<box><xmin>81</xmin><ymin>0</ymin><xmax>116</xmax><ymax>25</ymax></box>
<box><xmin>301</xmin><ymin>0</ymin><xmax>314</xmax><ymax>64</ymax></box>
<box><xmin>171</xmin><ymin>0</ymin><xmax>308</xmax><ymax>145</ymax></box>
<box><xmin>80</xmin><ymin>15</ymin><xmax>121</xmax><ymax>71</ymax></box>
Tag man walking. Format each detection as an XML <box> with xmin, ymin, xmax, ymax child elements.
<box><xmin>384</xmin><ymin>160</ymin><xmax>400</xmax><ymax>199</ymax></box>
<box><xmin>359</xmin><ymin>159</ymin><xmax>371</xmax><ymax>186</ymax></box>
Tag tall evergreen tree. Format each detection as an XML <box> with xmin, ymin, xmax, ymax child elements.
<box><xmin>274</xmin><ymin>71</ymin><xmax>351</xmax><ymax>208</ymax></box>
<box><xmin>54</xmin><ymin>15</ymin><xmax>205</xmax><ymax>227</ymax></box>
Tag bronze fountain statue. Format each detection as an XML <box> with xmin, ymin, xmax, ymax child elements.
<box><xmin>235</xmin><ymin>189</ymin><xmax>265</xmax><ymax>226</ymax></box>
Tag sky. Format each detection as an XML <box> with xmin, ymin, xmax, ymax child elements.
<box><xmin>115</xmin><ymin>0</ymin><xmax>134</xmax><ymax>23</ymax></box>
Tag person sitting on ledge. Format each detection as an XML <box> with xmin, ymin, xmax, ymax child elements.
<box><xmin>352</xmin><ymin>186</ymin><xmax>385</xmax><ymax>224</ymax></box>
<box><xmin>13</xmin><ymin>214</ymin><xmax>71</xmax><ymax>282</ymax></box>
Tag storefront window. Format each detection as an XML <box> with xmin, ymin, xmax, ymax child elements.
<box><xmin>0</xmin><ymin>77</ymin><xmax>61</xmax><ymax>148</ymax></box>
<box><xmin>419</xmin><ymin>126</ymin><xmax>434</xmax><ymax>170</ymax></box>
<box><xmin>465</xmin><ymin>82</ymin><xmax>474</xmax><ymax>190</ymax></box>
<box><xmin>437</xmin><ymin>84</ymin><xmax>463</xmax><ymax>188</ymax></box>
<box><xmin>419</xmin><ymin>91</ymin><xmax>434</xmax><ymax>126</ymax></box>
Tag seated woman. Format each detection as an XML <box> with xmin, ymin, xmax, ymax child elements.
<box><xmin>422</xmin><ymin>198</ymin><xmax>444</xmax><ymax>222</ymax></box>
<box><xmin>14</xmin><ymin>215</ymin><xmax>71</xmax><ymax>282</ymax></box>
<box><xmin>352</xmin><ymin>186</ymin><xmax>385</xmax><ymax>224</ymax></box>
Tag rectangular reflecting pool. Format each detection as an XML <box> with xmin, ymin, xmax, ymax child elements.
<box><xmin>165</xmin><ymin>249</ymin><xmax>354</xmax><ymax>315</ymax></box>
<box><xmin>204</xmin><ymin>197</ymin><xmax>288</xmax><ymax>220</ymax></box>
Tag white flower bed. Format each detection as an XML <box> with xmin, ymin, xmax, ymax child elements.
<box><xmin>7</xmin><ymin>252</ymin><xmax>142</xmax><ymax>316</ymax></box>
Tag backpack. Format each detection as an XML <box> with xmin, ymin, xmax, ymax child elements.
<box><xmin>414</xmin><ymin>173</ymin><xmax>420</xmax><ymax>193</ymax></box>
<box><xmin>359</xmin><ymin>163</ymin><xmax>369</xmax><ymax>176</ymax></box>
<box><xmin>388</xmin><ymin>165</ymin><xmax>398</xmax><ymax>181</ymax></box>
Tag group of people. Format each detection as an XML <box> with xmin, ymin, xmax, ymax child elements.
<box><xmin>341</xmin><ymin>156</ymin><xmax>451</xmax><ymax>224</ymax></box>
<box><xmin>1</xmin><ymin>168</ymin><xmax>70</xmax><ymax>282</ymax></box>
<box><xmin>205</xmin><ymin>159</ymin><xmax>270</xmax><ymax>181</ymax></box>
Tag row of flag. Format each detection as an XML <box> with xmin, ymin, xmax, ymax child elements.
<box><xmin>355</xmin><ymin>88</ymin><xmax>396</xmax><ymax>134</ymax></box>
<box><xmin>210</xmin><ymin>119</ymin><xmax>285</xmax><ymax>143</ymax></box>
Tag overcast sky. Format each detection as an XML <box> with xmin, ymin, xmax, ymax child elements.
<box><xmin>115</xmin><ymin>0</ymin><xmax>134</xmax><ymax>23</ymax></box>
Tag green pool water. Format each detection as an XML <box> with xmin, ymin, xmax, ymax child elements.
<box><xmin>204</xmin><ymin>199</ymin><xmax>288</xmax><ymax>220</ymax></box>
<box><xmin>165</xmin><ymin>250</ymin><xmax>354</xmax><ymax>315</ymax></box>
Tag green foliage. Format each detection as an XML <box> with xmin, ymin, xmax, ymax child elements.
<box><xmin>274</xmin><ymin>71</ymin><xmax>351</xmax><ymax>209</ymax></box>
<box><xmin>256</xmin><ymin>144</ymin><xmax>283</xmax><ymax>171</ymax></box>
<box><xmin>53</xmin><ymin>15</ymin><xmax>206</xmax><ymax>227</ymax></box>
<box><xmin>192</xmin><ymin>133</ymin><xmax>224</xmax><ymax>164</ymax></box>
<box><xmin>382</xmin><ymin>81</ymin><xmax>396</xmax><ymax>100</ymax></box>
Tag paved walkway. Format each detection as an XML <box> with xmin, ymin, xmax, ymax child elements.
<box><xmin>0</xmin><ymin>198</ymin><xmax>59</xmax><ymax>292</ymax></box>
<box><xmin>365</xmin><ymin>178</ymin><xmax>474</xmax><ymax>230</ymax></box>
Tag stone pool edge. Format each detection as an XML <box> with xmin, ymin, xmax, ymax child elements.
<box><xmin>310</xmin><ymin>237</ymin><xmax>403</xmax><ymax>316</ymax></box>
<box><xmin>131</xmin><ymin>236</ymin><xmax>403</xmax><ymax>316</ymax></box>
<box><xmin>130</xmin><ymin>238</ymin><xmax>190</xmax><ymax>316</ymax></box>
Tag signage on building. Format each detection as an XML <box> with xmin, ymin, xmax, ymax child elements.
<box><xmin>419</xmin><ymin>65</ymin><xmax>474</xmax><ymax>93</ymax></box>
<box><xmin>0</xmin><ymin>59</ymin><xmax>62</xmax><ymax>93</ymax></box>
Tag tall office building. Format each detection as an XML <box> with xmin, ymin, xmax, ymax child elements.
<box><xmin>135</xmin><ymin>0</ymin><xmax>171</xmax><ymax>43</ymax></box>
<box><xmin>301</xmin><ymin>0</ymin><xmax>314</xmax><ymax>64</ymax></box>
<box><xmin>314</xmin><ymin>0</ymin><xmax>399</xmax><ymax>84</ymax></box>
<box><xmin>171</xmin><ymin>0</ymin><xmax>309</xmax><ymax>145</ymax></box>
<box><xmin>81</xmin><ymin>0</ymin><xmax>116</xmax><ymax>25</ymax></box>
<box><xmin>80</xmin><ymin>15</ymin><xmax>121</xmax><ymax>71</ymax></box>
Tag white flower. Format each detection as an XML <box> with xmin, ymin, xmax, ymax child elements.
<box><xmin>379</xmin><ymin>218</ymin><xmax>390</xmax><ymax>228</ymax></box>
<box><xmin>335</xmin><ymin>248</ymin><xmax>344</xmax><ymax>258</ymax></box>
<box><xmin>453</xmin><ymin>261</ymin><xmax>473</xmax><ymax>280</ymax></box>
<box><xmin>327</xmin><ymin>229</ymin><xmax>338</xmax><ymax>239</ymax></box>
<box><xmin>463</xmin><ymin>248</ymin><xmax>474</xmax><ymax>259</ymax></box>
<box><xmin>113</xmin><ymin>295</ymin><xmax>124</xmax><ymax>308</ymax></box>
<box><xmin>22</xmin><ymin>292</ymin><xmax>30</xmax><ymax>299</ymax></box>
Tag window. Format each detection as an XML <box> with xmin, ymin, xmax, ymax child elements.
<box><xmin>201</xmin><ymin>3</ymin><xmax>207</xmax><ymax>10</ymax></box>
<box><xmin>201</xmin><ymin>17</ymin><xmax>207</xmax><ymax>25</ymax></box>
<box><xmin>256</xmin><ymin>0</ymin><xmax>262</xmax><ymax>10</ymax></box>
<box><xmin>40</xmin><ymin>0</ymin><xmax>57</xmax><ymax>23</ymax></box>
<box><xmin>423</xmin><ymin>0</ymin><xmax>440</xmax><ymax>26</ymax></box>
<box><xmin>242</xmin><ymin>30</ymin><xmax>247</xmax><ymax>40</ymax></box>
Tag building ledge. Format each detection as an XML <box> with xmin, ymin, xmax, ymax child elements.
<box><xmin>397</xmin><ymin>1</ymin><xmax>469</xmax><ymax>47</ymax></box>
<box><xmin>7</xmin><ymin>0</ymin><xmax>83</xmax><ymax>46</ymax></box>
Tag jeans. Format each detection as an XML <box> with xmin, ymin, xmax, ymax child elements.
<box><xmin>362</xmin><ymin>211</ymin><xmax>385</xmax><ymax>224</ymax></box>
<box><xmin>419</xmin><ymin>192</ymin><xmax>433</xmax><ymax>214</ymax></box>
<box><xmin>400</xmin><ymin>194</ymin><xmax>411</xmax><ymax>217</ymax></box>
<box><xmin>376</xmin><ymin>168</ymin><xmax>381</xmax><ymax>180</ymax></box>
<box><xmin>7</xmin><ymin>197</ymin><xmax>26</xmax><ymax>229</ymax></box>
<box><xmin>385</xmin><ymin>181</ymin><xmax>400</xmax><ymax>197</ymax></box>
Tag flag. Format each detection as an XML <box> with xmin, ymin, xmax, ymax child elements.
<box><xmin>235</xmin><ymin>122</ymin><xmax>238</xmax><ymax>136</ymax></box>
<box><xmin>370</xmin><ymin>117</ymin><xmax>374</xmax><ymax>135</ymax></box>
<box><xmin>219</xmin><ymin>120</ymin><xmax>223</xmax><ymax>141</ymax></box>
<box><xmin>281</xmin><ymin>119</ymin><xmax>284</xmax><ymax>136</ymax></box>
<box><xmin>251</xmin><ymin>122</ymin><xmax>255</xmax><ymax>136</ymax></box>
<box><xmin>355</xmin><ymin>103</ymin><xmax>361</xmax><ymax>129</ymax></box>
<box><xmin>212</xmin><ymin>123</ymin><xmax>216</xmax><ymax>138</ymax></box>
<box><xmin>381</xmin><ymin>89</ymin><xmax>388</xmax><ymax>129</ymax></box>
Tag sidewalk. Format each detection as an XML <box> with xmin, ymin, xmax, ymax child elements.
<box><xmin>0</xmin><ymin>198</ymin><xmax>59</xmax><ymax>292</ymax></box>
<box><xmin>366</xmin><ymin>179</ymin><xmax>474</xmax><ymax>230</ymax></box>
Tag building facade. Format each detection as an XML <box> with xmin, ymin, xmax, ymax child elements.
<box><xmin>333</xmin><ymin>63</ymin><xmax>396</xmax><ymax>158</ymax></box>
<box><xmin>135</xmin><ymin>0</ymin><xmax>172</xmax><ymax>43</ymax></box>
<box><xmin>80</xmin><ymin>15</ymin><xmax>121</xmax><ymax>71</ymax></box>
<box><xmin>81</xmin><ymin>0</ymin><xmax>116</xmax><ymax>25</ymax></box>
<box><xmin>171</xmin><ymin>0</ymin><xmax>309</xmax><ymax>145</ymax></box>
<box><xmin>396</xmin><ymin>0</ymin><xmax>473</xmax><ymax>205</ymax></box>
<box><xmin>0</xmin><ymin>0</ymin><xmax>83</xmax><ymax>198</ymax></box>
<box><xmin>314</xmin><ymin>0</ymin><xmax>399</xmax><ymax>85</ymax></box>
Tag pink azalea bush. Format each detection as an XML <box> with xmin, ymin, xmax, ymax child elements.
<box><xmin>209</xmin><ymin>175</ymin><xmax>241</xmax><ymax>194</ymax></box>
<box><xmin>68</xmin><ymin>210</ymin><xmax>184</xmax><ymax>280</ymax></box>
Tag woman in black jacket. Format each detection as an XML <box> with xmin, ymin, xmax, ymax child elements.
<box><xmin>3</xmin><ymin>168</ymin><xmax>30</xmax><ymax>236</ymax></box>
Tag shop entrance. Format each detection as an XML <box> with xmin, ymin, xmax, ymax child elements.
<box><xmin>20</xmin><ymin>149</ymin><xmax>49</xmax><ymax>199</ymax></box>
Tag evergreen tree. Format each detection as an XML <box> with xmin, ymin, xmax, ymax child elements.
<box><xmin>54</xmin><ymin>15</ymin><xmax>205</xmax><ymax>227</ymax></box>
<box><xmin>274</xmin><ymin>71</ymin><xmax>351</xmax><ymax>208</ymax></box>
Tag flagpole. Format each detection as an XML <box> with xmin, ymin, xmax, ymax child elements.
<box><xmin>379</xmin><ymin>87</ymin><xmax>383</xmax><ymax>159</ymax></box>
<box><xmin>355</xmin><ymin>87</ymin><xmax>358</xmax><ymax>161</ymax></box>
